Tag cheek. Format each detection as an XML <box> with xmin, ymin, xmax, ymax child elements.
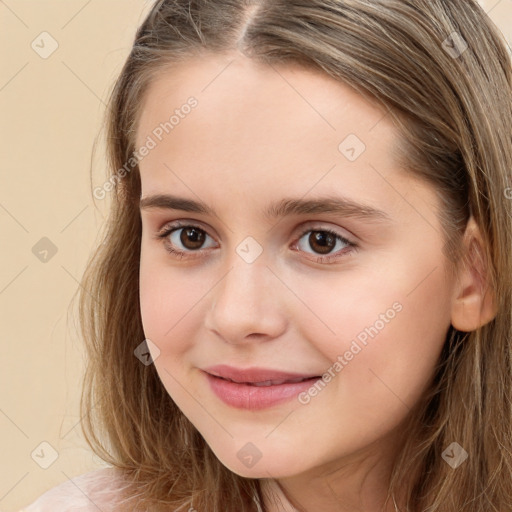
<box><xmin>138</xmin><ymin>256</ymin><xmax>219</xmax><ymax>424</ymax></box>
<box><xmin>139</xmin><ymin>255</ymin><xmax>200</xmax><ymax>354</ymax></box>
<box><xmin>295</xmin><ymin>253</ymin><xmax>452</xmax><ymax>404</ymax></box>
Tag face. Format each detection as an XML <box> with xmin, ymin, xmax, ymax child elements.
<box><xmin>136</xmin><ymin>53</ymin><xmax>454</xmax><ymax>481</ymax></box>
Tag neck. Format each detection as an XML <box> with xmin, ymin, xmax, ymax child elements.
<box><xmin>259</xmin><ymin>431</ymin><xmax>406</xmax><ymax>512</ymax></box>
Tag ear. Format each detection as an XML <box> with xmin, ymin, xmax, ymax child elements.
<box><xmin>450</xmin><ymin>217</ymin><xmax>497</xmax><ymax>332</ymax></box>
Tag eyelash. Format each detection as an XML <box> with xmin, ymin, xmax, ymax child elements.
<box><xmin>154</xmin><ymin>221</ymin><xmax>357</xmax><ymax>264</ymax></box>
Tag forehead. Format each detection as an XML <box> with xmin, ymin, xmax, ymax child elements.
<box><xmin>134</xmin><ymin>53</ymin><xmax>416</xmax><ymax>216</ymax></box>
<box><xmin>135</xmin><ymin>53</ymin><xmax>391</xmax><ymax>149</ymax></box>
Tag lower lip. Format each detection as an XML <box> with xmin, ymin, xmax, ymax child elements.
<box><xmin>204</xmin><ymin>372</ymin><xmax>320</xmax><ymax>410</ymax></box>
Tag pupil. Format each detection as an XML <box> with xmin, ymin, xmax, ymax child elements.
<box><xmin>310</xmin><ymin>231</ymin><xmax>335</xmax><ymax>254</ymax></box>
<box><xmin>181</xmin><ymin>228</ymin><xmax>205</xmax><ymax>249</ymax></box>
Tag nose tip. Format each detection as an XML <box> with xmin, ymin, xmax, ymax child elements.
<box><xmin>210</xmin><ymin>329</ymin><xmax>272</xmax><ymax>345</ymax></box>
<box><xmin>204</xmin><ymin>263</ymin><xmax>287</xmax><ymax>345</ymax></box>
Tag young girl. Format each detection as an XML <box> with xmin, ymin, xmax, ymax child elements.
<box><xmin>21</xmin><ymin>0</ymin><xmax>512</xmax><ymax>511</ymax></box>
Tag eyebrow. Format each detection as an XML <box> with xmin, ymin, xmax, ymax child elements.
<box><xmin>140</xmin><ymin>193</ymin><xmax>392</xmax><ymax>224</ymax></box>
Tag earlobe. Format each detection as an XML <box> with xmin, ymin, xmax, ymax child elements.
<box><xmin>450</xmin><ymin>217</ymin><xmax>497</xmax><ymax>332</ymax></box>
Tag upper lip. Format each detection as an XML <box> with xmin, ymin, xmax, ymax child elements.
<box><xmin>203</xmin><ymin>364</ymin><xmax>320</xmax><ymax>384</ymax></box>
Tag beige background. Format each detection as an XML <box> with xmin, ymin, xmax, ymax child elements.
<box><xmin>1</xmin><ymin>1</ymin><xmax>511</xmax><ymax>511</ymax></box>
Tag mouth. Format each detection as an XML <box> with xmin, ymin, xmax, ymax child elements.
<box><xmin>202</xmin><ymin>365</ymin><xmax>322</xmax><ymax>410</ymax></box>
<box><xmin>212</xmin><ymin>375</ymin><xmax>319</xmax><ymax>387</ymax></box>
<box><xmin>203</xmin><ymin>364</ymin><xmax>321</xmax><ymax>385</ymax></box>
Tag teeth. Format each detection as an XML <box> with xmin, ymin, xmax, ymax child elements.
<box><xmin>251</xmin><ymin>380</ymin><xmax>284</xmax><ymax>387</ymax></box>
<box><xmin>249</xmin><ymin>377</ymin><xmax>310</xmax><ymax>387</ymax></box>
<box><xmin>249</xmin><ymin>380</ymin><xmax>276</xmax><ymax>387</ymax></box>
<box><xmin>220</xmin><ymin>376</ymin><xmax>316</xmax><ymax>386</ymax></box>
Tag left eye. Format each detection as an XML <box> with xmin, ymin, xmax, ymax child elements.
<box><xmin>295</xmin><ymin>228</ymin><xmax>353</xmax><ymax>258</ymax></box>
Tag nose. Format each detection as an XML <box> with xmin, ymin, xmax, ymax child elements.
<box><xmin>204</xmin><ymin>255</ymin><xmax>288</xmax><ymax>345</ymax></box>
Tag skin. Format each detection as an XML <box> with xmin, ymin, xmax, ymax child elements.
<box><xmin>135</xmin><ymin>52</ymin><xmax>494</xmax><ymax>512</ymax></box>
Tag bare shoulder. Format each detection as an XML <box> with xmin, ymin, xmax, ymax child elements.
<box><xmin>19</xmin><ymin>467</ymin><xmax>132</xmax><ymax>512</ymax></box>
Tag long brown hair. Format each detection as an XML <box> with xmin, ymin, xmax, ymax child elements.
<box><xmin>77</xmin><ymin>1</ymin><xmax>512</xmax><ymax>510</ymax></box>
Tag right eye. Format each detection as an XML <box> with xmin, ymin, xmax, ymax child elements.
<box><xmin>156</xmin><ymin>223</ymin><xmax>217</xmax><ymax>259</ymax></box>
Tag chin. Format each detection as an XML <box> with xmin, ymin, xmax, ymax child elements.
<box><xmin>212</xmin><ymin>446</ymin><xmax>303</xmax><ymax>480</ymax></box>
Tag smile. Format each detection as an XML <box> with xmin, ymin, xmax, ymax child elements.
<box><xmin>202</xmin><ymin>365</ymin><xmax>321</xmax><ymax>410</ymax></box>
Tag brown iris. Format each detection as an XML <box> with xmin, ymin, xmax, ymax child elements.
<box><xmin>180</xmin><ymin>227</ymin><xmax>206</xmax><ymax>250</ymax></box>
<box><xmin>308</xmin><ymin>231</ymin><xmax>336</xmax><ymax>255</ymax></box>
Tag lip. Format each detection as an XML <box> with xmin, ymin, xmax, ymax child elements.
<box><xmin>204</xmin><ymin>364</ymin><xmax>320</xmax><ymax>384</ymax></box>
<box><xmin>202</xmin><ymin>365</ymin><xmax>321</xmax><ymax>410</ymax></box>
